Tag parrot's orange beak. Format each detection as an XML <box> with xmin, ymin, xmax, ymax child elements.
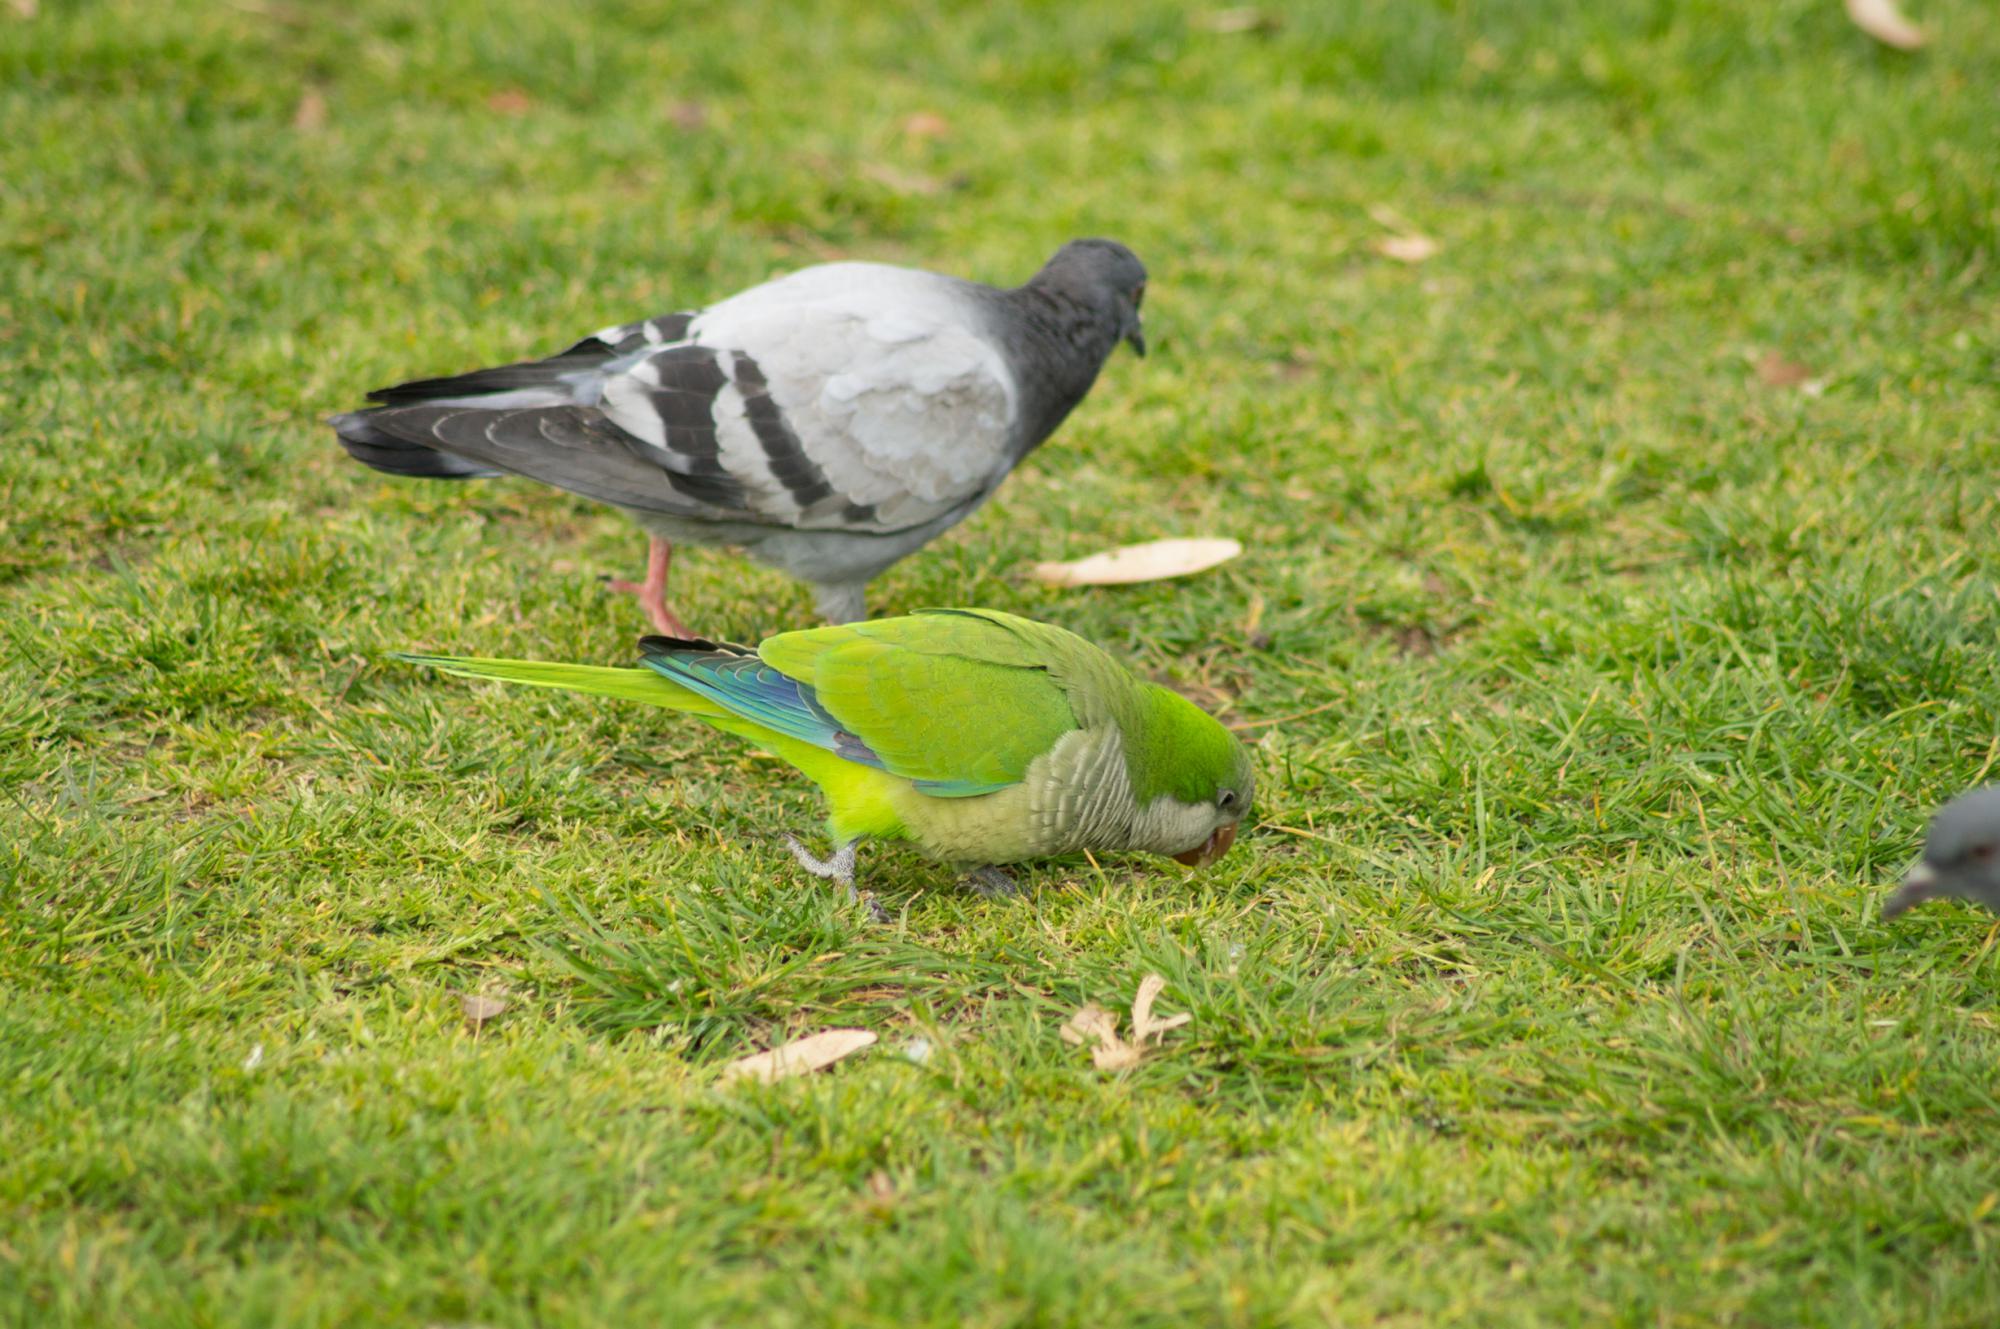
<box><xmin>1173</xmin><ymin>823</ymin><xmax>1237</xmax><ymax>868</ymax></box>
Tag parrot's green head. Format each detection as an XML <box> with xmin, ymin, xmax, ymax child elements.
<box><xmin>1126</xmin><ymin>685</ymin><xmax>1256</xmax><ymax>869</ymax></box>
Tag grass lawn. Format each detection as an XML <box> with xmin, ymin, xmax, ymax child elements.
<box><xmin>6</xmin><ymin>0</ymin><xmax>2000</xmax><ymax>1323</ymax></box>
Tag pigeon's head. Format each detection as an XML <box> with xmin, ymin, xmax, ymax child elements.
<box><xmin>1035</xmin><ymin>238</ymin><xmax>1149</xmax><ymax>357</ymax></box>
<box><xmin>1883</xmin><ymin>785</ymin><xmax>2000</xmax><ymax>920</ymax></box>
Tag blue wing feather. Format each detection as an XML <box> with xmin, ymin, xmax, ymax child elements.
<box><xmin>638</xmin><ymin>643</ymin><xmax>1011</xmax><ymax>797</ymax></box>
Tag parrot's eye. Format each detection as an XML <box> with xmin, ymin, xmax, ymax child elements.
<box><xmin>1217</xmin><ymin>789</ymin><xmax>1237</xmax><ymax>811</ymax></box>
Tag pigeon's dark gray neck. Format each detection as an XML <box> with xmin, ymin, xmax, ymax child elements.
<box><xmin>994</xmin><ymin>282</ymin><xmax>1124</xmax><ymax>455</ymax></box>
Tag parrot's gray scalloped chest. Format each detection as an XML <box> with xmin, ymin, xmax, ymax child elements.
<box><xmin>887</xmin><ymin>725</ymin><xmax>1218</xmax><ymax>865</ymax></box>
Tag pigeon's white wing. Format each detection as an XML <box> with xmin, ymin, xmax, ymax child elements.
<box><xmin>336</xmin><ymin>263</ymin><xmax>1021</xmax><ymax>535</ymax></box>
<box><xmin>665</xmin><ymin>262</ymin><xmax>1021</xmax><ymax>531</ymax></box>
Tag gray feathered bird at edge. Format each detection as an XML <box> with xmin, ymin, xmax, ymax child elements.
<box><xmin>1882</xmin><ymin>786</ymin><xmax>2000</xmax><ymax>921</ymax></box>
<box><xmin>331</xmin><ymin>239</ymin><xmax>1147</xmax><ymax>634</ymax></box>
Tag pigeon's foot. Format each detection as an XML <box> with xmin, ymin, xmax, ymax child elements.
<box><xmin>962</xmin><ymin>865</ymin><xmax>1021</xmax><ymax>899</ymax></box>
<box><xmin>813</xmin><ymin>580</ymin><xmax>867</xmax><ymax>625</ymax></box>
<box><xmin>784</xmin><ymin>835</ymin><xmax>887</xmax><ymax>922</ymax></box>
<box><xmin>606</xmin><ymin>537</ymin><xmax>693</xmax><ymax>638</ymax></box>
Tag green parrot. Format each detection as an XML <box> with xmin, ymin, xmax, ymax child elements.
<box><xmin>397</xmin><ymin>608</ymin><xmax>1253</xmax><ymax>901</ymax></box>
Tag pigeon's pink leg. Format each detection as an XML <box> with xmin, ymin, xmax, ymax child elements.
<box><xmin>606</xmin><ymin>537</ymin><xmax>693</xmax><ymax>638</ymax></box>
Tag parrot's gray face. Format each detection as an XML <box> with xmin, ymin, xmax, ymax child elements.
<box><xmin>1883</xmin><ymin>786</ymin><xmax>2000</xmax><ymax>919</ymax></box>
<box><xmin>1167</xmin><ymin>766</ymin><xmax>1255</xmax><ymax>869</ymax></box>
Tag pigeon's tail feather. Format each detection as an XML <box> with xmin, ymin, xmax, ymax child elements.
<box><xmin>330</xmin><ymin>411</ymin><xmax>499</xmax><ymax>479</ymax></box>
<box><xmin>366</xmin><ymin>359</ymin><xmax>586</xmax><ymax>407</ymax></box>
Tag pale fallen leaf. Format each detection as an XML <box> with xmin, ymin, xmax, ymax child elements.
<box><xmin>291</xmin><ymin>89</ymin><xmax>327</xmax><ymax>132</ymax></box>
<box><xmin>901</xmin><ymin>110</ymin><xmax>951</xmax><ymax>140</ymax></box>
<box><xmin>1129</xmin><ymin>973</ymin><xmax>1192</xmax><ymax>1045</ymax></box>
<box><xmin>1846</xmin><ymin>0</ymin><xmax>1926</xmax><ymax>50</ymax></box>
<box><xmin>721</xmin><ymin>1028</ymin><xmax>876</xmax><ymax>1084</ymax></box>
<box><xmin>1059</xmin><ymin>1001</ymin><xmax>1140</xmax><ymax>1070</ymax></box>
<box><xmin>8</xmin><ymin>0</ymin><xmax>36</xmax><ymax>18</ymax></box>
<box><xmin>667</xmin><ymin>99</ymin><xmax>707</xmax><ymax>131</ymax></box>
<box><xmin>1194</xmin><ymin>7</ymin><xmax>1282</xmax><ymax>34</ymax></box>
<box><xmin>1754</xmin><ymin>350</ymin><xmax>1816</xmax><ymax>389</ymax></box>
<box><xmin>486</xmin><ymin>89</ymin><xmax>532</xmax><ymax>116</ymax></box>
<box><xmin>1059</xmin><ymin>975</ymin><xmax>1191</xmax><ymax>1071</ymax></box>
<box><xmin>1375</xmin><ymin>233</ymin><xmax>1440</xmax><ymax>264</ymax></box>
<box><xmin>1029</xmin><ymin>537</ymin><xmax>1242</xmax><ymax>588</ymax></box>
<box><xmin>460</xmin><ymin>993</ymin><xmax>509</xmax><ymax>1030</ymax></box>
<box><xmin>860</xmin><ymin>162</ymin><xmax>946</xmax><ymax>196</ymax></box>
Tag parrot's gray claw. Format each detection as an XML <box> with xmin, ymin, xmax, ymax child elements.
<box><xmin>962</xmin><ymin>865</ymin><xmax>1021</xmax><ymax>899</ymax></box>
<box><xmin>784</xmin><ymin>834</ymin><xmax>856</xmax><ymax>886</ymax></box>
<box><xmin>784</xmin><ymin>835</ymin><xmax>885</xmax><ymax>921</ymax></box>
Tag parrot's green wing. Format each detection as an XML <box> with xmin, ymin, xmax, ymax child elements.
<box><xmin>758</xmin><ymin>609</ymin><xmax>1116</xmax><ymax>796</ymax></box>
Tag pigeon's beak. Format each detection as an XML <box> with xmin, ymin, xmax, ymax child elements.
<box><xmin>1125</xmin><ymin>323</ymin><xmax>1146</xmax><ymax>358</ymax></box>
<box><xmin>1882</xmin><ymin>861</ymin><xmax>1939</xmax><ymax>919</ymax></box>
<box><xmin>1173</xmin><ymin>822</ymin><xmax>1236</xmax><ymax>868</ymax></box>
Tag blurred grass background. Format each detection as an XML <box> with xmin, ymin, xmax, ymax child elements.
<box><xmin>3</xmin><ymin>1</ymin><xmax>1998</xmax><ymax>1324</ymax></box>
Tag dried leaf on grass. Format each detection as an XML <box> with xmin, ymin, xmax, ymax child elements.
<box><xmin>667</xmin><ymin>99</ymin><xmax>708</xmax><ymax>131</ymax></box>
<box><xmin>720</xmin><ymin>1028</ymin><xmax>876</xmax><ymax>1084</ymax></box>
<box><xmin>460</xmin><ymin>993</ymin><xmax>509</xmax><ymax>1030</ymax></box>
<box><xmin>860</xmin><ymin>162</ymin><xmax>948</xmax><ymax>196</ymax></box>
<box><xmin>1846</xmin><ymin>0</ymin><xmax>1926</xmax><ymax>50</ymax></box>
<box><xmin>1754</xmin><ymin>351</ymin><xmax>1812</xmax><ymax>387</ymax></box>
<box><xmin>1129</xmin><ymin>974</ymin><xmax>1192</xmax><ymax>1043</ymax></box>
<box><xmin>1754</xmin><ymin>350</ymin><xmax>1824</xmax><ymax>395</ymax></box>
<box><xmin>1366</xmin><ymin>204</ymin><xmax>1440</xmax><ymax>264</ymax></box>
<box><xmin>1059</xmin><ymin>975</ymin><xmax>1191</xmax><ymax>1071</ymax></box>
<box><xmin>1059</xmin><ymin>1002</ymin><xmax>1136</xmax><ymax>1070</ymax></box>
<box><xmin>291</xmin><ymin>89</ymin><xmax>327</xmax><ymax>133</ymax></box>
<box><xmin>1375</xmin><ymin>233</ymin><xmax>1440</xmax><ymax>264</ymax></box>
<box><xmin>901</xmin><ymin>111</ymin><xmax>951</xmax><ymax>141</ymax></box>
<box><xmin>1028</xmin><ymin>538</ymin><xmax>1242</xmax><ymax>587</ymax></box>
<box><xmin>1194</xmin><ymin>8</ymin><xmax>1282</xmax><ymax>35</ymax></box>
<box><xmin>863</xmin><ymin>1169</ymin><xmax>898</xmax><ymax>1211</ymax></box>
<box><xmin>486</xmin><ymin>89</ymin><xmax>533</xmax><ymax>116</ymax></box>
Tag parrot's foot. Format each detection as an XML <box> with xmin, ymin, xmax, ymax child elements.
<box><xmin>605</xmin><ymin>537</ymin><xmax>693</xmax><ymax>638</ymax></box>
<box><xmin>784</xmin><ymin>835</ymin><xmax>887</xmax><ymax>922</ymax></box>
<box><xmin>962</xmin><ymin>865</ymin><xmax>1021</xmax><ymax>899</ymax></box>
<box><xmin>785</xmin><ymin>835</ymin><xmax>857</xmax><ymax>886</ymax></box>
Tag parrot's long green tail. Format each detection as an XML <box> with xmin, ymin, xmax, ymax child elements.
<box><xmin>394</xmin><ymin>650</ymin><xmax>911</xmax><ymax>846</ymax></box>
<box><xmin>392</xmin><ymin>654</ymin><xmax>731</xmax><ymax>718</ymax></box>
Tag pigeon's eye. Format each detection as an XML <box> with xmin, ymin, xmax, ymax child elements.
<box><xmin>1217</xmin><ymin>789</ymin><xmax>1237</xmax><ymax>811</ymax></box>
<box><xmin>1972</xmin><ymin>842</ymin><xmax>1997</xmax><ymax>863</ymax></box>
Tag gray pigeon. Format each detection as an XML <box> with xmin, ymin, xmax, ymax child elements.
<box><xmin>332</xmin><ymin>239</ymin><xmax>1147</xmax><ymax>633</ymax></box>
<box><xmin>1882</xmin><ymin>785</ymin><xmax>2000</xmax><ymax>919</ymax></box>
